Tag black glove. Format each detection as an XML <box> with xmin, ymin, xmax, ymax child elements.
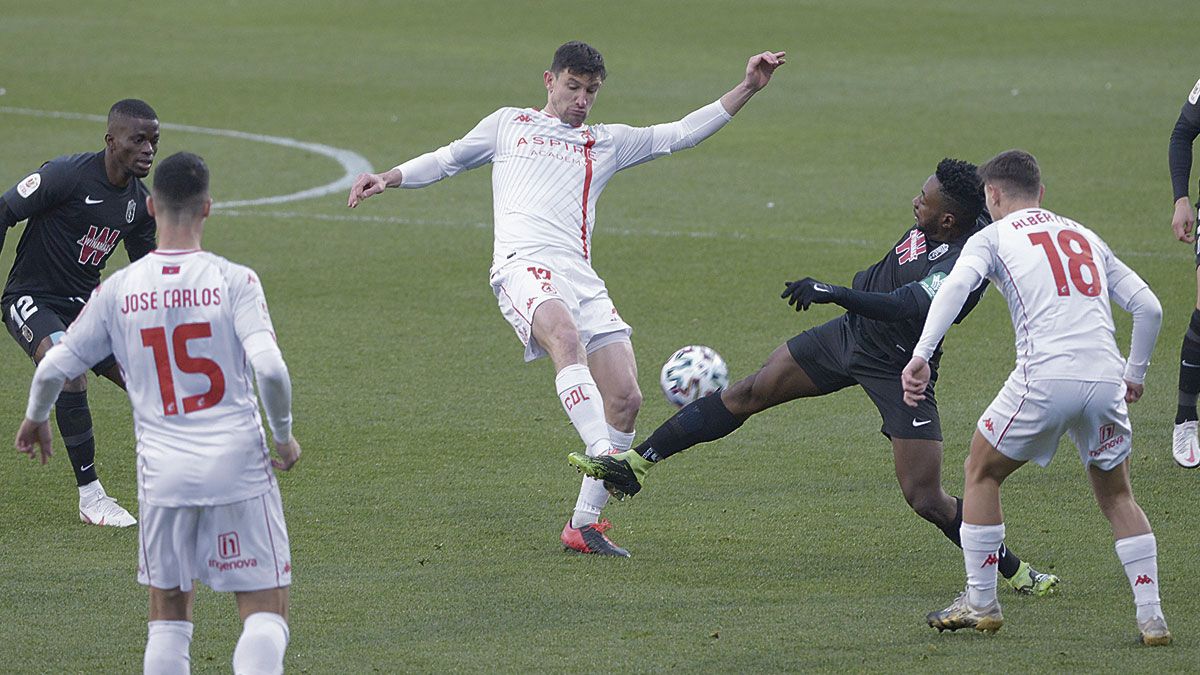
<box><xmin>781</xmin><ymin>277</ymin><xmax>838</xmax><ymax>311</ymax></box>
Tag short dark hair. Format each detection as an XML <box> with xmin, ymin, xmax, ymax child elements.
<box><xmin>935</xmin><ymin>157</ymin><xmax>985</xmax><ymax>226</ymax></box>
<box><xmin>978</xmin><ymin>149</ymin><xmax>1041</xmax><ymax>199</ymax></box>
<box><xmin>153</xmin><ymin>152</ymin><xmax>209</xmax><ymax>216</ymax></box>
<box><xmin>108</xmin><ymin>99</ymin><xmax>158</xmax><ymax>125</ymax></box>
<box><xmin>550</xmin><ymin>41</ymin><xmax>606</xmax><ymax>80</ymax></box>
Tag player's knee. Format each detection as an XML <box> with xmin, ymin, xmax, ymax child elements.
<box><xmin>723</xmin><ymin>373</ymin><xmax>767</xmax><ymax>415</ymax></box>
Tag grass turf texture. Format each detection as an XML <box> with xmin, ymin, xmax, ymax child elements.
<box><xmin>1</xmin><ymin>0</ymin><xmax>1197</xmax><ymax>671</ymax></box>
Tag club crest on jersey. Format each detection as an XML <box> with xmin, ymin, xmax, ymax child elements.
<box><xmin>895</xmin><ymin>230</ymin><xmax>927</xmax><ymax>265</ymax></box>
<box><xmin>126</xmin><ymin>199</ymin><xmax>136</xmax><ymax>223</ymax></box>
<box><xmin>1190</xmin><ymin>78</ymin><xmax>1200</xmax><ymax>105</ymax></box>
<box><xmin>77</xmin><ymin>226</ymin><xmax>120</xmax><ymax>265</ymax></box>
<box><xmin>927</xmin><ymin>243</ymin><xmax>949</xmax><ymax>261</ymax></box>
<box><xmin>17</xmin><ymin>173</ymin><xmax>41</xmax><ymax>198</ymax></box>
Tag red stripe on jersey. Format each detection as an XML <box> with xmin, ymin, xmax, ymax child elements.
<box><xmin>580</xmin><ymin>130</ymin><xmax>596</xmax><ymax>260</ymax></box>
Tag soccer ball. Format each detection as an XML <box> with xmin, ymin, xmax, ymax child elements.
<box><xmin>659</xmin><ymin>345</ymin><xmax>729</xmax><ymax>408</ymax></box>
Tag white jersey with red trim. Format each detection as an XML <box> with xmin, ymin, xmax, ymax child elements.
<box><xmin>957</xmin><ymin>207</ymin><xmax>1130</xmax><ymax>384</ymax></box>
<box><xmin>397</xmin><ymin>103</ymin><xmax>730</xmax><ymax>269</ymax></box>
<box><xmin>56</xmin><ymin>250</ymin><xmax>278</xmax><ymax>507</ymax></box>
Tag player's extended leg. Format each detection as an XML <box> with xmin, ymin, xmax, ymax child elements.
<box><xmin>565</xmin><ymin>340</ymin><xmax>641</xmax><ymax>524</ymax></box>
<box><xmin>928</xmin><ymin>431</ymin><xmax>1022</xmax><ymax>634</ymax></box>
<box><xmin>891</xmin><ymin>438</ymin><xmax>1051</xmax><ymax>593</ymax></box>
<box><xmin>233</xmin><ymin>588</ymin><xmax>291</xmax><ymax>674</ymax></box>
<box><xmin>1087</xmin><ymin>459</ymin><xmax>1171</xmax><ymax>645</ymax></box>
<box><xmin>569</xmin><ymin>342</ymin><xmax>823</xmax><ymax>498</ymax></box>
<box><xmin>1171</xmin><ymin>265</ymin><xmax>1200</xmax><ymax>468</ymax></box>
<box><xmin>145</xmin><ymin>586</ymin><xmax>195</xmax><ymax>675</ymax></box>
<box><xmin>532</xmin><ymin>301</ymin><xmax>629</xmax><ymax>556</ymax></box>
<box><xmin>31</xmin><ymin>335</ymin><xmax>135</xmax><ymax>527</ymax></box>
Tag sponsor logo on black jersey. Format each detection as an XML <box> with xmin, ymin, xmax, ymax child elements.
<box><xmin>894</xmin><ymin>230</ymin><xmax>926</xmax><ymax>265</ymax></box>
<box><xmin>77</xmin><ymin>226</ymin><xmax>120</xmax><ymax>266</ymax></box>
<box><xmin>927</xmin><ymin>243</ymin><xmax>949</xmax><ymax>261</ymax></box>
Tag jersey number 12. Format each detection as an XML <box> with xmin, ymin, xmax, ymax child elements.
<box><xmin>140</xmin><ymin>323</ymin><xmax>226</xmax><ymax>415</ymax></box>
<box><xmin>1028</xmin><ymin>231</ymin><xmax>1100</xmax><ymax>297</ymax></box>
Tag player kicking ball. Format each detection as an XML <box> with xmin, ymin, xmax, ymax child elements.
<box><xmin>16</xmin><ymin>152</ymin><xmax>301</xmax><ymax>673</ymax></box>
<box><xmin>902</xmin><ymin>150</ymin><xmax>1170</xmax><ymax>645</ymax></box>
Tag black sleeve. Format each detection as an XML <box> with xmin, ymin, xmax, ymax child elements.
<box><xmin>124</xmin><ymin>218</ymin><xmax>157</xmax><ymax>262</ymax></box>
<box><xmin>1</xmin><ymin>159</ymin><xmax>74</xmax><ymax>222</ymax></box>
<box><xmin>827</xmin><ymin>284</ymin><xmax>924</xmax><ymax>321</ymax></box>
<box><xmin>1169</xmin><ymin>104</ymin><xmax>1200</xmax><ymax>201</ymax></box>
<box><xmin>0</xmin><ymin>200</ymin><xmax>16</xmax><ymax>255</ymax></box>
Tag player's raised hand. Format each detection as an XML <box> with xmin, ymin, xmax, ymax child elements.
<box><xmin>781</xmin><ymin>277</ymin><xmax>834</xmax><ymax>311</ymax></box>
<box><xmin>744</xmin><ymin>51</ymin><xmax>786</xmax><ymax>92</ymax></box>
<box><xmin>272</xmin><ymin>435</ymin><xmax>302</xmax><ymax>471</ymax></box>
<box><xmin>347</xmin><ymin>172</ymin><xmax>387</xmax><ymax>208</ymax></box>
<box><xmin>1172</xmin><ymin>196</ymin><xmax>1196</xmax><ymax>243</ymax></box>
<box><xmin>901</xmin><ymin>357</ymin><xmax>931</xmax><ymax>407</ymax></box>
<box><xmin>15</xmin><ymin>418</ymin><xmax>53</xmax><ymax>465</ymax></box>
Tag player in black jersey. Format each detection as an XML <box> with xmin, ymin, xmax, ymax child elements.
<box><xmin>1168</xmin><ymin>77</ymin><xmax>1200</xmax><ymax>468</ymax></box>
<box><xmin>570</xmin><ymin>158</ymin><xmax>1058</xmax><ymax>594</ymax></box>
<box><xmin>2</xmin><ymin>99</ymin><xmax>159</xmax><ymax>527</ymax></box>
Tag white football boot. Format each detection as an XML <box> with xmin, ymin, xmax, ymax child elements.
<box><xmin>1171</xmin><ymin>420</ymin><xmax>1200</xmax><ymax>468</ymax></box>
<box><xmin>79</xmin><ymin>482</ymin><xmax>137</xmax><ymax>527</ymax></box>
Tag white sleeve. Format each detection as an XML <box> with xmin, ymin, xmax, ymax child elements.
<box><xmin>608</xmin><ymin>100</ymin><xmax>732</xmax><ymax>171</ymax></box>
<box><xmin>396</xmin><ymin>109</ymin><xmax>502</xmax><ymax>187</ymax></box>
<box><xmin>244</xmin><ymin>331</ymin><xmax>292</xmax><ymax>443</ymax></box>
<box><xmin>25</xmin><ymin>344</ymin><xmax>89</xmax><ymax>422</ymax></box>
<box><xmin>230</xmin><ymin>267</ymin><xmax>276</xmax><ymax>343</ymax></box>
<box><xmin>912</xmin><ymin>258</ymin><xmax>988</xmax><ymax>361</ymax></box>
<box><xmin>1107</xmin><ymin>253</ymin><xmax>1162</xmax><ymax>383</ymax></box>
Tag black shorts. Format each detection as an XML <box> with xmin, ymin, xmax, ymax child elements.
<box><xmin>2</xmin><ymin>293</ymin><xmax>117</xmax><ymax>376</ymax></box>
<box><xmin>786</xmin><ymin>315</ymin><xmax>941</xmax><ymax>441</ymax></box>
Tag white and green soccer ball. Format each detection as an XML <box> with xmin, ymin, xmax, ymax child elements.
<box><xmin>659</xmin><ymin>345</ymin><xmax>729</xmax><ymax>408</ymax></box>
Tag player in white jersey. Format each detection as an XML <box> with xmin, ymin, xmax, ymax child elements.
<box><xmin>900</xmin><ymin>150</ymin><xmax>1170</xmax><ymax>646</ymax></box>
<box><xmin>347</xmin><ymin>41</ymin><xmax>785</xmax><ymax>556</ymax></box>
<box><xmin>16</xmin><ymin>152</ymin><xmax>301</xmax><ymax>674</ymax></box>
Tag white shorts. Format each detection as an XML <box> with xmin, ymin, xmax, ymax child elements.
<box><xmin>977</xmin><ymin>377</ymin><xmax>1132</xmax><ymax>471</ymax></box>
<box><xmin>490</xmin><ymin>254</ymin><xmax>632</xmax><ymax>362</ymax></box>
<box><xmin>137</xmin><ymin>486</ymin><xmax>292</xmax><ymax>593</ymax></box>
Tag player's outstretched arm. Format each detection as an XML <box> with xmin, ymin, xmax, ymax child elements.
<box><xmin>719</xmin><ymin>51</ymin><xmax>786</xmax><ymax>116</ymax></box>
<box><xmin>15</xmin><ymin>418</ymin><xmax>53</xmax><ymax>464</ymax></box>
<box><xmin>347</xmin><ymin>168</ymin><xmax>403</xmax><ymax>208</ymax></box>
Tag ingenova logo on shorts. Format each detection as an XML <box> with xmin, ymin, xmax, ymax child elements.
<box><xmin>208</xmin><ymin>557</ymin><xmax>260</xmax><ymax>572</ymax></box>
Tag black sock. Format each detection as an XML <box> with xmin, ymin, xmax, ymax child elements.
<box><xmin>938</xmin><ymin>496</ymin><xmax>1021</xmax><ymax>579</ymax></box>
<box><xmin>634</xmin><ymin>393</ymin><xmax>744</xmax><ymax>462</ymax></box>
<box><xmin>55</xmin><ymin>390</ymin><xmax>98</xmax><ymax>487</ymax></box>
<box><xmin>1176</xmin><ymin>309</ymin><xmax>1200</xmax><ymax>424</ymax></box>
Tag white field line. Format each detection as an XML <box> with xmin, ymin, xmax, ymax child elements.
<box><xmin>0</xmin><ymin>106</ymin><xmax>373</xmax><ymax>208</ymax></box>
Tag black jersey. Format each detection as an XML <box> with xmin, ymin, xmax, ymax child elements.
<box><xmin>1169</xmin><ymin>77</ymin><xmax>1200</xmax><ymax>202</ymax></box>
<box><xmin>1</xmin><ymin>151</ymin><xmax>155</xmax><ymax>301</ymax></box>
<box><xmin>846</xmin><ymin>213</ymin><xmax>991</xmax><ymax>371</ymax></box>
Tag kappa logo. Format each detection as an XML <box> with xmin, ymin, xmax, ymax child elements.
<box><xmin>77</xmin><ymin>226</ymin><xmax>120</xmax><ymax>266</ymax></box>
<box><xmin>927</xmin><ymin>243</ymin><xmax>949</xmax><ymax>261</ymax></box>
<box><xmin>895</xmin><ymin>230</ymin><xmax>927</xmax><ymax>265</ymax></box>
<box><xmin>16</xmin><ymin>172</ymin><xmax>41</xmax><ymax>198</ymax></box>
<box><xmin>981</xmin><ymin>553</ymin><xmax>999</xmax><ymax>568</ymax></box>
<box><xmin>513</xmin><ymin>113</ymin><xmax>534</xmax><ymax>123</ymax></box>
<box><xmin>1135</xmin><ymin>574</ymin><xmax>1154</xmax><ymax>586</ymax></box>
<box><xmin>983</xmin><ymin>418</ymin><xmax>995</xmax><ymax>433</ymax></box>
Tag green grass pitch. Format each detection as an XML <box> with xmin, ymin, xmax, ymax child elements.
<box><xmin>1</xmin><ymin>1</ymin><xmax>1197</xmax><ymax>671</ymax></box>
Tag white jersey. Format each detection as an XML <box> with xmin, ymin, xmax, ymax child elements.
<box><xmin>956</xmin><ymin>207</ymin><xmax>1139</xmax><ymax>383</ymax></box>
<box><xmin>396</xmin><ymin>101</ymin><xmax>732</xmax><ymax>269</ymax></box>
<box><xmin>56</xmin><ymin>250</ymin><xmax>278</xmax><ymax>507</ymax></box>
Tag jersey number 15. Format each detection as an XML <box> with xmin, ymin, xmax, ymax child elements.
<box><xmin>1028</xmin><ymin>231</ymin><xmax>1100</xmax><ymax>297</ymax></box>
<box><xmin>140</xmin><ymin>323</ymin><xmax>226</xmax><ymax>415</ymax></box>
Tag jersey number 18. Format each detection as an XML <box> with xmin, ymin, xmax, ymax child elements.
<box><xmin>1028</xmin><ymin>231</ymin><xmax>1100</xmax><ymax>297</ymax></box>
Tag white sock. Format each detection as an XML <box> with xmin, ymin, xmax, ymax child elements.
<box><xmin>961</xmin><ymin>522</ymin><xmax>1005</xmax><ymax>608</ymax></box>
<box><xmin>555</xmin><ymin>364</ymin><xmax>611</xmax><ymax>456</ymax></box>
<box><xmin>79</xmin><ymin>479</ymin><xmax>103</xmax><ymax>500</ymax></box>
<box><xmin>1115</xmin><ymin>533</ymin><xmax>1163</xmax><ymax>622</ymax></box>
<box><xmin>233</xmin><ymin>611</ymin><xmax>289</xmax><ymax>675</ymax></box>
<box><xmin>145</xmin><ymin>620</ymin><xmax>193</xmax><ymax>675</ymax></box>
<box><xmin>572</xmin><ymin>425</ymin><xmax>636</xmax><ymax>528</ymax></box>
